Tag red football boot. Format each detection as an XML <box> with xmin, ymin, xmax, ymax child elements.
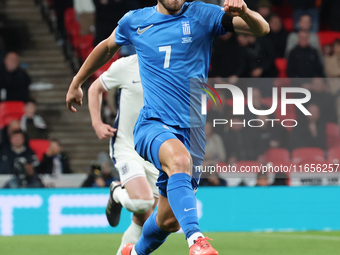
<box><xmin>189</xmin><ymin>237</ymin><xmax>218</xmax><ymax>255</ymax></box>
<box><xmin>122</xmin><ymin>243</ymin><xmax>134</xmax><ymax>255</ymax></box>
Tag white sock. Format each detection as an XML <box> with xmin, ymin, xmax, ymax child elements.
<box><xmin>187</xmin><ymin>232</ymin><xmax>204</xmax><ymax>247</ymax></box>
<box><xmin>131</xmin><ymin>246</ymin><xmax>138</xmax><ymax>255</ymax></box>
<box><xmin>113</xmin><ymin>187</ymin><xmax>154</xmax><ymax>213</ymax></box>
<box><xmin>113</xmin><ymin>186</ymin><xmax>126</xmax><ymax>203</ymax></box>
<box><xmin>116</xmin><ymin>221</ymin><xmax>142</xmax><ymax>255</ymax></box>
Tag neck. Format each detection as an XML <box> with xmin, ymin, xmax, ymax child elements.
<box><xmin>156</xmin><ymin>2</ymin><xmax>182</xmax><ymax>15</ymax></box>
<box><xmin>12</xmin><ymin>145</ymin><xmax>25</xmax><ymax>153</ymax></box>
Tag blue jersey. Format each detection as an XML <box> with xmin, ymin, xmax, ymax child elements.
<box><xmin>115</xmin><ymin>1</ymin><xmax>226</xmax><ymax>128</ymax></box>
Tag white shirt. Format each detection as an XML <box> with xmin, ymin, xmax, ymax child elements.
<box><xmin>100</xmin><ymin>55</ymin><xmax>144</xmax><ymax>159</ymax></box>
<box><xmin>74</xmin><ymin>0</ymin><xmax>95</xmax><ymax>15</ymax></box>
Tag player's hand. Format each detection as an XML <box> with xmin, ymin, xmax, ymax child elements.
<box><xmin>251</xmin><ymin>67</ymin><xmax>263</xmax><ymax>78</ymax></box>
<box><xmin>93</xmin><ymin>122</ymin><xmax>116</xmax><ymax>140</ymax></box>
<box><xmin>66</xmin><ymin>84</ymin><xmax>83</xmax><ymax>113</ymax></box>
<box><xmin>224</xmin><ymin>0</ymin><xmax>248</xmax><ymax>17</ymax></box>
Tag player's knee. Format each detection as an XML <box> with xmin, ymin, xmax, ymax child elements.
<box><xmin>130</xmin><ymin>191</ymin><xmax>154</xmax><ymax>201</ymax></box>
<box><xmin>130</xmin><ymin>199</ymin><xmax>155</xmax><ymax>214</ymax></box>
<box><xmin>159</xmin><ymin>216</ymin><xmax>181</xmax><ymax>233</ymax></box>
<box><xmin>170</xmin><ymin>154</ymin><xmax>191</xmax><ymax>175</ymax></box>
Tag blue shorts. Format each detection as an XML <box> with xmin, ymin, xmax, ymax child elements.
<box><xmin>133</xmin><ymin>115</ymin><xmax>206</xmax><ymax>198</ymax></box>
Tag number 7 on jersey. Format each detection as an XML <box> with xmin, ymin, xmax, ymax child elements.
<box><xmin>159</xmin><ymin>46</ymin><xmax>171</xmax><ymax>69</ymax></box>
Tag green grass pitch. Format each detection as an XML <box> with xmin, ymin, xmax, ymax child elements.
<box><xmin>1</xmin><ymin>231</ymin><xmax>340</xmax><ymax>255</ymax></box>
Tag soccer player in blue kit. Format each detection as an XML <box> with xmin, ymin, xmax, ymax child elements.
<box><xmin>66</xmin><ymin>0</ymin><xmax>269</xmax><ymax>254</ymax></box>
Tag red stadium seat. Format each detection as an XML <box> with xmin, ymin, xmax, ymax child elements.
<box><xmin>68</xmin><ymin>22</ymin><xmax>81</xmax><ymax>48</ymax></box>
<box><xmin>275</xmin><ymin>58</ymin><xmax>288</xmax><ymax>78</ymax></box>
<box><xmin>326</xmin><ymin>123</ymin><xmax>340</xmax><ymax>149</ymax></box>
<box><xmin>318</xmin><ymin>31</ymin><xmax>340</xmax><ymax>47</ymax></box>
<box><xmin>283</xmin><ymin>17</ymin><xmax>294</xmax><ymax>33</ymax></box>
<box><xmin>292</xmin><ymin>147</ymin><xmax>325</xmax><ymax>163</ymax></box>
<box><xmin>64</xmin><ymin>8</ymin><xmax>76</xmax><ymax>31</ymax></box>
<box><xmin>272</xmin><ymin>4</ymin><xmax>293</xmax><ymax>19</ymax></box>
<box><xmin>64</xmin><ymin>8</ymin><xmax>81</xmax><ymax>50</ymax></box>
<box><xmin>29</xmin><ymin>139</ymin><xmax>50</xmax><ymax>162</ymax></box>
<box><xmin>78</xmin><ymin>34</ymin><xmax>95</xmax><ymax>61</ymax></box>
<box><xmin>328</xmin><ymin>147</ymin><xmax>340</xmax><ymax>164</ymax></box>
<box><xmin>0</xmin><ymin>101</ymin><xmax>25</xmax><ymax>129</ymax></box>
<box><xmin>265</xmin><ymin>148</ymin><xmax>290</xmax><ymax>163</ymax></box>
<box><xmin>81</xmin><ymin>46</ymin><xmax>94</xmax><ymax>62</ymax></box>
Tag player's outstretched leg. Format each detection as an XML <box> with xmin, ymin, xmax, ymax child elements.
<box><xmin>122</xmin><ymin>194</ymin><xmax>217</xmax><ymax>255</ymax></box>
<box><xmin>123</xmin><ymin>138</ymin><xmax>218</xmax><ymax>255</ymax></box>
<box><xmin>160</xmin><ymin>139</ymin><xmax>218</xmax><ymax>255</ymax></box>
<box><xmin>122</xmin><ymin>195</ymin><xmax>177</xmax><ymax>255</ymax></box>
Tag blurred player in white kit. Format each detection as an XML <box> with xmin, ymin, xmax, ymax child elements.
<box><xmin>87</xmin><ymin>54</ymin><xmax>159</xmax><ymax>255</ymax></box>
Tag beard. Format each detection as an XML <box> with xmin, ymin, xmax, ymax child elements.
<box><xmin>158</xmin><ymin>0</ymin><xmax>185</xmax><ymax>14</ymax></box>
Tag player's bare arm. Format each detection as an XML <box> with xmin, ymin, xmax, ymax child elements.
<box><xmin>88</xmin><ymin>78</ymin><xmax>116</xmax><ymax>140</ymax></box>
<box><xmin>224</xmin><ymin>0</ymin><xmax>270</xmax><ymax>37</ymax></box>
<box><xmin>66</xmin><ymin>28</ymin><xmax>121</xmax><ymax>113</ymax></box>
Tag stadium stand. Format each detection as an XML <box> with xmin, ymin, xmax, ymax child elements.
<box><xmin>283</xmin><ymin>17</ymin><xmax>294</xmax><ymax>33</ymax></box>
<box><xmin>274</xmin><ymin>58</ymin><xmax>288</xmax><ymax>78</ymax></box>
<box><xmin>265</xmin><ymin>148</ymin><xmax>290</xmax><ymax>163</ymax></box>
<box><xmin>328</xmin><ymin>147</ymin><xmax>340</xmax><ymax>164</ymax></box>
<box><xmin>326</xmin><ymin>123</ymin><xmax>340</xmax><ymax>149</ymax></box>
<box><xmin>0</xmin><ymin>101</ymin><xmax>25</xmax><ymax>129</ymax></box>
<box><xmin>28</xmin><ymin>139</ymin><xmax>50</xmax><ymax>162</ymax></box>
<box><xmin>1</xmin><ymin>0</ymin><xmax>340</xmax><ymax>184</ymax></box>
<box><xmin>0</xmin><ymin>0</ymin><xmax>108</xmax><ymax>173</ymax></box>
<box><xmin>318</xmin><ymin>31</ymin><xmax>340</xmax><ymax>48</ymax></box>
<box><xmin>292</xmin><ymin>147</ymin><xmax>326</xmax><ymax>163</ymax></box>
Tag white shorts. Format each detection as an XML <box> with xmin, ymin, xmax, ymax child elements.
<box><xmin>115</xmin><ymin>154</ymin><xmax>159</xmax><ymax>198</ymax></box>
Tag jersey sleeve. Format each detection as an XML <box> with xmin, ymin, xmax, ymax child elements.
<box><xmin>195</xmin><ymin>2</ymin><xmax>227</xmax><ymax>38</ymax></box>
<box><xmin>100</xmin><ymin>58</ymin><xmax>125</xmax><ymax>91</ymax></box>
<box><xmin>115</xmin><ymin>11</ymin><xmax>133</xmax><ymax>45</ymax></box>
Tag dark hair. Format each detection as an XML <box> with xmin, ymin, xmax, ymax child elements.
<box><xmin>333</xmin><ymin>39</ymin><xmax>340</xmax><ymax>46</ymax></box>
<box><xmin>269</xmin><ymin>13</ymin><xmax>281</xmax><ymax>21</ymax></box>
<box><xmin>26</xmin><ymin>98</ymin><xmax>37</xmax><ymax>105</ymax></box>
<box><xmin>299</xmin><ymin>14</ymin><xmax>312</xmax><ymax>21</ymax></box>
<box><xmin>50</xmin><ymin>138</ymin><xmax>60</xmax><ymax>144</ymax></box>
